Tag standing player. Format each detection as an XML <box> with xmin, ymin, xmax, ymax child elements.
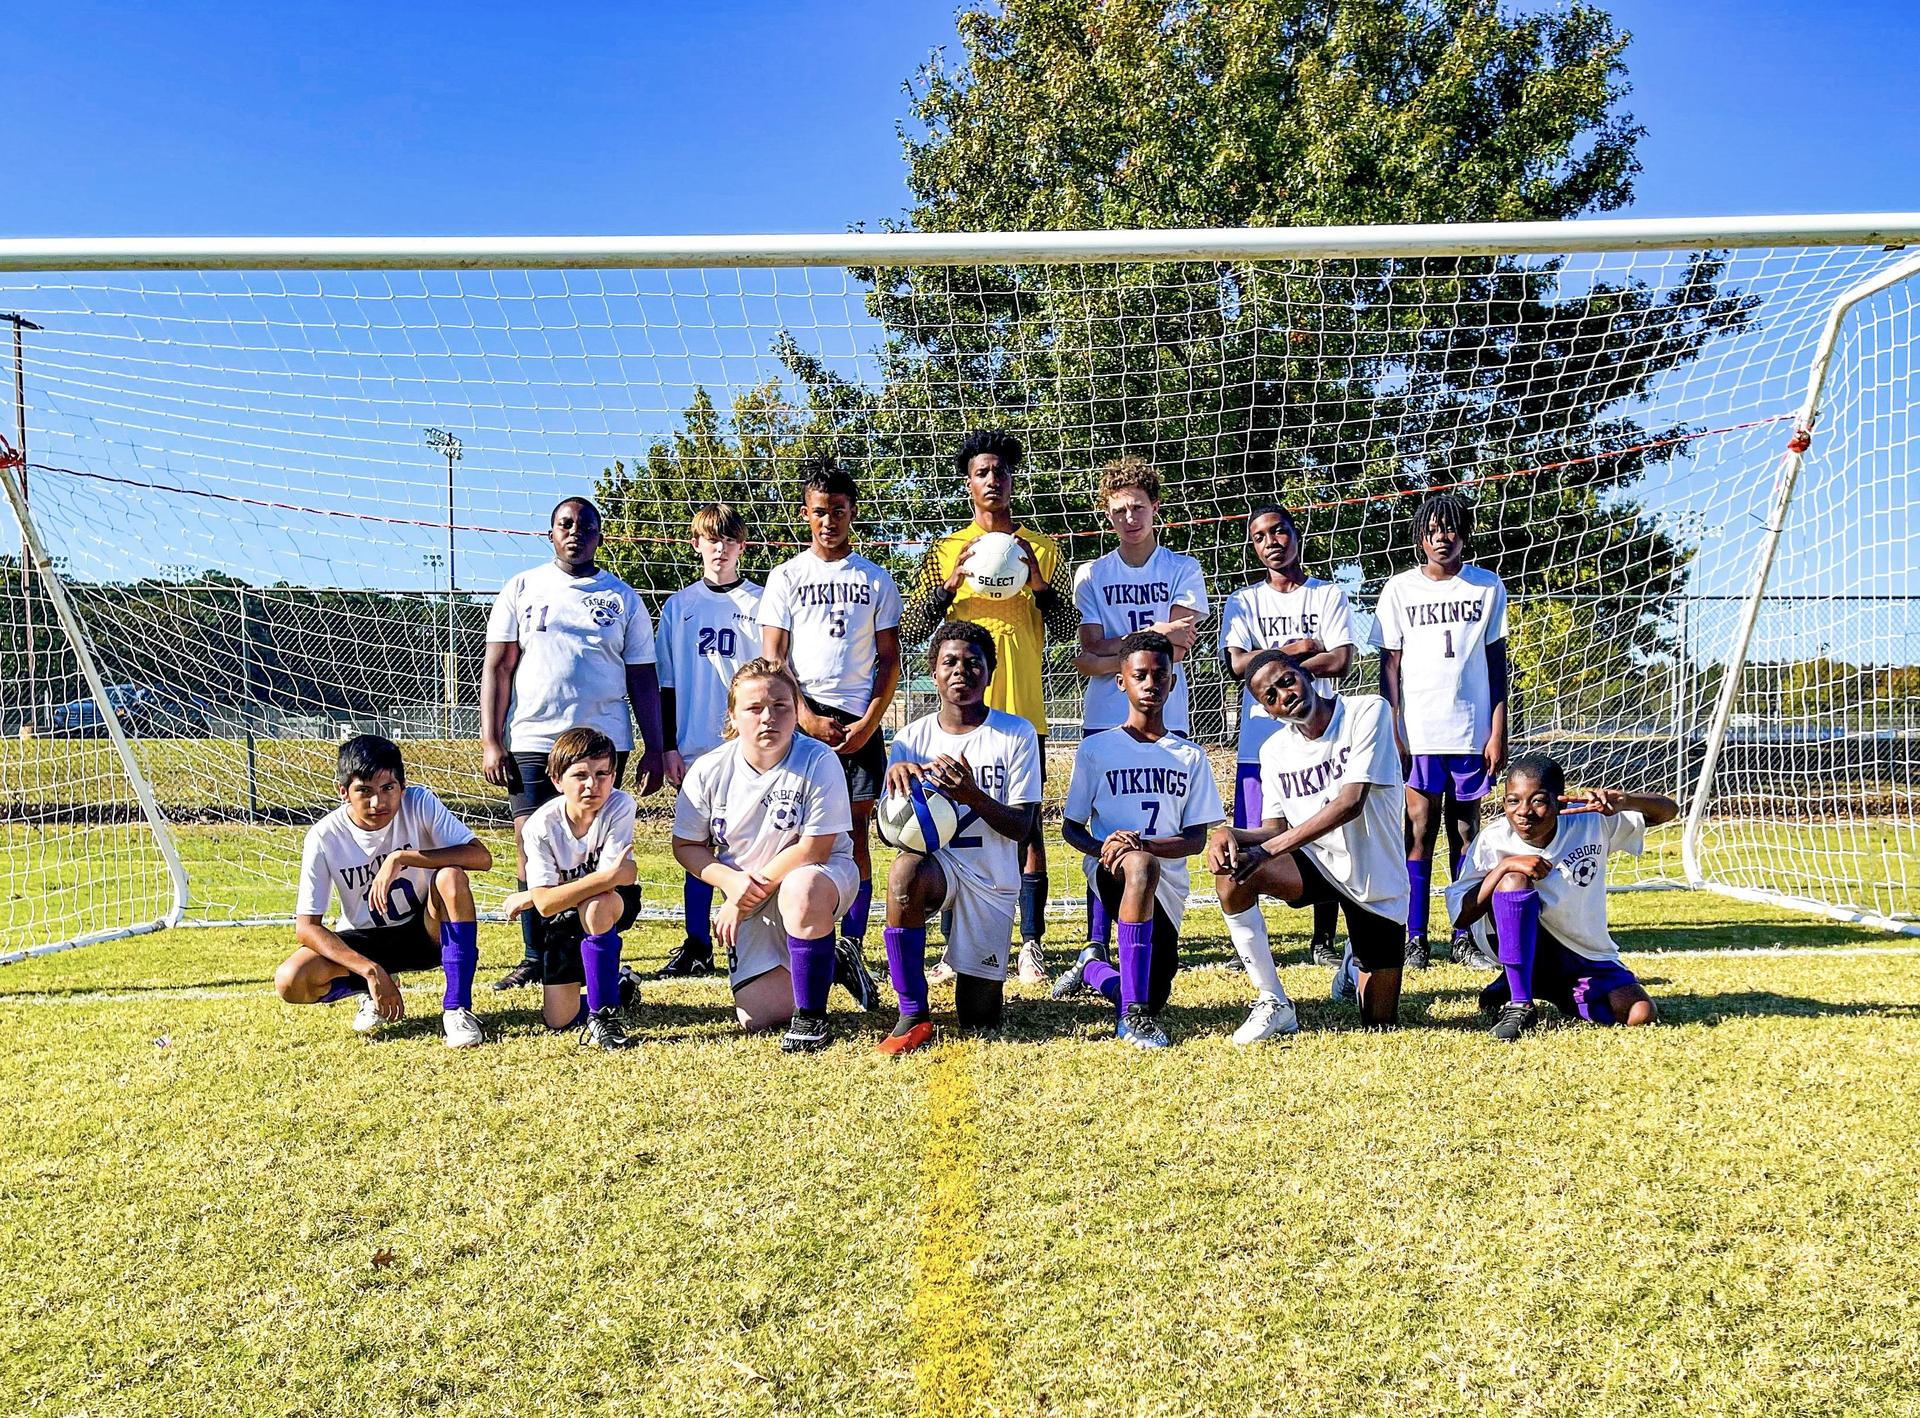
<box><xmin>672</xmin><ymin>659</ymin><xmax>863</xmax><ymax>1052</ymax></box>
<box><xmin>759</xmin><ymin>459</ymin><xmax>900</xmax><ymax>1010</ymax></box>
<box><xmin>879</xmin><ymin>621</ymin><xmax>1043</xmax><ymax>1054</ymax></box>
<box><xmin>1370</xmin><ymin>491</ymin><xmax>1509</xmax><ymax>971</ymax></box>
<box><xmin>1446</xmin><ymin>754</ymin><xmax>1674</xmax><ymax>1040</ymax></box>
<box><xmin>1052</xmin><ymin>631</ymin><xmax>1224</xmax><ymax>1049</ymax></box>
<box><xmin>1220</xmin><ymin>505</ymin><xmax>1357</xmax><ymax>967</ymax></box>
<box><xmin>655</xmin><ymin>503</ymin><xmax>764</xmax><ymax>977</ymax></box>
<box><xmin>1072</xmin><ymin>457</ymin><xmax>1210</xmax><ymax>961</ymax></box>
<box><xmin>482</xmin><ymin>495</ymin><xmax>664</xmax><ymax>991</ymax></box>
<box><xmin>898</xmin><ymin>430</ymin><xmax>1075</xmax><ymax>985</ymax></box>
<box><xmin>275</xmin><ymin>735</ymin><xmax>494</xmax><ymax>1048</ymax></box>
<box><xmin>1207</xmin><ymin>653</ymin><xmax>1411</xmax><ymax>1033</ymax></box>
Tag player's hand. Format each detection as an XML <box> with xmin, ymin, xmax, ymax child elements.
<box><xmin>713</xmin><ymin>900</ymin><xmax>745</xmax><ymax>953</ymax></box>
<box><xmin>364</xmin><ymin>964</ymin><xmax>405</xmax><ymax>1023</ymax></box>
<box><xmin>634</xmin><ymin>749</ymin><xmax>664</xmax><ymax>797</ymax></box>
<box><xmin>482</xmin><ymin>741</ymin><xmax>511</xmax><ymax>788</ymax></box>
<box><xmin>367</xmin><ymin>854</ymin><xmax>409</xmax><ymax>922</ymax></box>
<box><xmin>1017</xmin><ymin>536</ymin><xmax>1045</xmax><ymax>592</ymax></box>
<box><xmin>722</xmin><ymin>866</ymin><xmax>770</xmax><ymax>915</ymax></box>
<box><xmin>501</xmin><ymin>889</ymin><xmax>534</xmax><ymax>922</ymax></box>
<box><xmin>1499</xmin><ymin>854</ymin><xmax>1553</xmax><ymax>882</ymax></box>
<box><xmin>1560</xmin><ymin>789</ymin><xmax>1623</xmax><ymax>816</ymax></box>
<box><xmin>1156</xmin><ymin>618</ymin><xmax>1199</xmax><ymax>653</ymax></box>
<box><xmin>662</xmin><ymin>749</ymin><xmax>687</xmax><ymax>788</ymax></box>
<box><xmin>605</xmin><ymin>840</ymin><xmax>637</xmax><ymax>887</ymax></box>
<box><xmin>885</xmin><ymin>761</ymin><xmax>929</xmax><ymax>798</ymax></box>
<box><xmin>837</xmin><ymin>716</ymin><xmax>879</xmax><ymax>754</ymax></box>
<box><xmin>1279</xmin><ymin>636</ymin><xmax>1321</xmax><ymax>659</ymax></box>
<box><xmin>1484</xmin><ymin>731</ymin><xmax>1509</xmax><ymax>778</ymax></box>
<box><xmin>1205</xmin><ymin>826</ymin><xmax>1239</xmax><ymax>876</ymax></box>
<box><xmin>1099</xmin><ymin>830</ymin><xmax>1145</xmax><ymax>870</ymax></box>
<box><xmin>1230</xmin><ymin>843</ymin><xmax>1271</xmax><ymax>884</ymax></box>
<box><xmin>1395</xmin><ymin>733</ymin><xmax>1412</xmax><ymax>778</ymax></box>
<box><xmin>799</xmin><ymin>707</ymin><xmax>847</xmax><ymax>748</ymax></box>
<box><xmin>927</xmin><ymin>752</ymin><xmax>981</xmax><ymax>804</ymax></box>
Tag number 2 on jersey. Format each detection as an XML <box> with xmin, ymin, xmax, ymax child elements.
<box><xmin>696</xmin><ymin>626</ymin><xmax>738</xmax><ymax>657</ymax></box>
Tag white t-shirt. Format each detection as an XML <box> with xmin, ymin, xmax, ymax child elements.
<box><xmin>1258</xmin><ymin>693</ymin><xmax>1410</xmax><ymax>926</ymax></box>
<box><xmin>1073</xmin><ymin>545</ymin><xmax>1210</xmax><ymax>733</ymax></box>
<box><xmin>1445</xmin><ymin>810</ymin><xmax>1647</xmax><ymax>963</ymax></box>
<box><xmin>657</xmin><ymin>579</ymin><xmax>765</xmax><ymax>761</ymax></box>
<box><xmin>888</xmin><ymin>709</ymin><xmax>1043</xmax><ymax>902</ymax></box>
<box><xmin>486</xmin><ymin>562</ymin><xmax>657</xmax><ymax>753</ymax></box>
<box><xmin>1221</xmin><ymin>577</ymin><xmax>1358</xmax><ymax>764</ymax></box>
<box><xmin>1368</xmin><ymin>564</ymin><xmax>1508</xmax><ymax>754</ymax></box>
<box><xmin>757</xmin><ymin>550</ymin><xmax>902</xmax><ymax>715</ymax></box>
<box><xmin>523</xmin><ymin>789</ymin><xmax>637</xmax><ymax>891</ymax></box>
<box><xmin>1064</xmin><ymin>727</ymin><xmax>1224</xmax><ymax>916</ymax></box>
<box><xmin>673</xmin><ymin>733</ymin><xmax>856</xmax><ymax>876</ymax></box>
<box><xmin>297</xmin><ymin>784</ymin><xmax>476</xmax><ymax>932</ymax></box>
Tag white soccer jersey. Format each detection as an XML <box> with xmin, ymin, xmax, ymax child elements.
<box><xmin>657</xmin><ymin>579</ymin><xmax>765</xmax><ymax>761</ymax></box>
<box><xmin>1445</xmin><ymin>810</ymin><xmax>1647</xmax><ymax>963</ymax></box>
<box><xmin>888</xmin><ymin>709</ymin><xmax>1043</xmax><ymax>905</ymax></box>
<box><xmin>524</xmin><ymin>789</ymin><xmax>637</xmax><ymax>891</ymax></box>
<box><xmin>297</xmin><ymin>785</ymin><xmax>476</xmax><ymax>932</ymax></box>
<box><xmin>1073</xmin><ymin>545</ymin><xmax>1210</xmax><ymax>733</ymax></box>
<box><xmin>1221</xmin><ymin>577</ymin><xmax>1358</xmax><ymax>764</ymax></box>
<box><xmin>1064</xmin><ymin>727</ymin><xmax>1224</xmax><ymax>925</ymax></box>
<box><xmin>486</xmin><ymin>562</ymin><xmax>657</xmax><ymax>753</ymax></box>
<box><xmin>1368</xmin><ymin>564</ymin><xmax>1508</xmax><ymax>754</ymax></box>
<box><xmin>673</xmin><ymin>733</ymin><xmax>856</xmax><ymax>876</ymax></box>
<box><xmin>757</xmin><ymin>550</ymin><xmax>902</xmax><ymax>715</ymax></box>
<box><xmin>1258</xmin><ymin>693</ymin><xmax>1411</xmax><ymax>926</ymax></box>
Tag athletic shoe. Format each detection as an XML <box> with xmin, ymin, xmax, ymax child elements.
<box><xmin>1404</xmin><ymin>933</ymin><xmax>1431</xmax><ymax>970</ymax></box>
<box><xmin>834</xmin><ymin>936</ymin><xmax>882</xmax><ymax>1012</ymax></box>
<box><xmin>1490</xmin><ymin>1000</ymin><xmax>1537</xmax><ymax>1043</ymax></box>
<box><xmin>1309</xmin><ymin>934</ymin><xmax>1343</xmax><ymax>968</ymax></box>
<box><xmin>781</xmin><ymin>1011</ymin><xmax>832</xmax><ymax>1054</ymax></box>
<box><xmin>1221</xmin><ymin>950</ymin><xmax>1246</xmax><ymax>974</ymax></box>
<box><xmin>442</xmin><ymin>1007</ymin><xmax>485</xmax><ymax>1049</ymax></box>
<box><xmin>618</xmin><ymin>964</ymin><xmax>643</xmax><ymax>1013</ymax></box>
<box><xmin>1232</xmin><ymin>994</ymin><xmax>1299</xmax><ymax>1045</ymax></box>
<box><xmin>656</xmin><ymin>938</ymin><xmax>714</xmax><ymax>978</ymax></box>
<box><xmin>1330</xmin><ymin>943</ymin><xmax>1359</xmax><ymax>1004</ymax></box>
<box><xmin>1050</xmin><ymin>944</ymin><xmax>1106</xmax><ymax>1000</ymax></box>
<box><xmin>581</xmin><ymin>1005</ymin><xmax>637</xmax><ymax>1050</ymax></box>
<box><xmin>1116</xmin><ymin>1004</ymin><xmax>1170</xmax><ymax>1050</ymax></box>
<box><xmin>876</xmin><ymin>1015</ymin><xmax>936</xmax><ymax>1057</ymax></box>
<box><xmin>1451</xmin><ymin>929</ymin><xmax>1500</xmax><ymax>972</ymax></box>
<box><xmin>352</xmin><ymin>995</ymin><xmax>383</xmax><ymax>1034</ymax></box>
<box><xmin>490</xmin><ymin>959</ymin><xmax>541</xmax><ymax>991</ymax></box>
<box><xmin>1016</xmin><ymin>939</ymin><xmax>1050</xmax><ymax>987</ymax></box>
<box><xmin>927</xmin><ymin>959</ymin><xmax>958</xmax><ymax>987</ymax></box>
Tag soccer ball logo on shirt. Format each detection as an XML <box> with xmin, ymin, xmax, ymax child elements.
<box><xmin>584</xmin><ymin>594</ymin><xmax>622</xmax><ymax>627</ymax></box>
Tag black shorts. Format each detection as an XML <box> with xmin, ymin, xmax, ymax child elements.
<box><xmin>1090</xmin><ymin>865</ymin><xmax>1180</xmax><ymax>1014</ymax></box>
<box><xmin>505</xmin><ymin>748</ymin><xmax>631</xmax><ymax>818</ymax></box>
<box><xmin>335</xmin><ymin>914</ymin><xmax>441</xmax><ymax>974</ymax></box>
<box><xmin>532</xmin><ymin>885</ymin><xmax>644</xmax><ymax>985</ymax></box>
<box><xmin>1284</xmin><ymin>850</ymin><xmax>1404</xmax><ymax>972</ymax></box>
<box><xmin>805</xmin><ymin>697</ymin><xmax>884</xmax><ymax>804</ymax></box>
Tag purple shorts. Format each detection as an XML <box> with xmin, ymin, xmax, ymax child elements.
<box><xmin>1233</xmin><ymin>762</ymin><xmax>1263</xmax><ymax>830</ymax></box>
<box><xmin>1408</xmin><ymin>752</ymin><xmax>1491</xmax><ymax>802</ymax></box>
<box><xmin>1488</xmin><ymin>931</ymin><xmax>1642</xmax><ymax>1024</ymax></box>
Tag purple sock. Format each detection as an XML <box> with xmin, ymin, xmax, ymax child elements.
<box><xmin>1407</xmin><ymin>858</ymin><xmax>1433</xmax><ymax>938</ymax></box>
<box><xmin>844</xmin><ymin>879</ymin><xmax>874</xmax><ymax>942</ymax></box>
<box><xmin>1083</xmin><ymin>958</ymin><xmax>1122</xmax><ymax>1006</ymax></box>
<box><xmin>884</xmin><ymin>926</ymin><xmax>929</xmax><ymax>1019</ymax></box>
<box><xmin>581</xmin><ymin>931</ymin><xmax>622</xmax><ymax>1014</ymax></box>
<box><xmin>439</xmin><ymin>919</ymin><xmax>477</xmax><ymax>1010</ymax></box>
<box><xmin>683</xmin><ymin>874</ymin><xmax>714</xmax><ymax>944</ymax></box>
<box><xmin>1088</xmin><ymin>888</ymin><xmax>1111</xmax><ymax>946</ymax></box>
<box><xmin>788</xmin><ymin>932</ymin><xmax>836</xmax><ymax>1014</ymax></box>
<box><xmin>317</xmin><ymin>975</ymin><xmax>367</xmax><ymax>1004</ymax></box>
<box><xmin>1491</xmin><ymin>888</ymin><xmax>1541</xmax><ymax>1006</ymax></box>
<box><xmin>1450</xmin><ymin>846</ymin><xmax>1466</xmax><ymax>879</ymax></box>
<box><xmin>1117</xmin><ymin>920</ymin><xmax>1154</xmax><ymax>1012</ymax></box>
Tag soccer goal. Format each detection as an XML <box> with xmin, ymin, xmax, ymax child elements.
<box><xmin>1</xmin><ymin>215</ymin><xmax>1917</xmax><ymax>960</ymax></box>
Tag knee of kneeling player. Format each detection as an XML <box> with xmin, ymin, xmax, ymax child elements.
<box><xmin>886</xmin><ymin>851</ymin><xmax>936</xmax><ymax>908</ymax></box>
<box><xmin>273</xmin><ymin>957</ymin><xmax>308</xmax><ymax>1002</ymax></box>
<box><xmin>1117</xmin><ymin>849</ymin><xmax>1161</xmax><ymax>885</ymax></box>
<box><xmin>433</xmin><ymin>865</ymin><xmax>473</xmax><ymax>907</ymax></box>
<box><xmin>1621</xmin><ymin>993</ymin><xmax>1657</xmax><ymax>1027</ymax></box>
<box><xmin>778</xmin><ymin>869</ymin><xmax>837</xmax><ymax>929</ymax></box>
<box><xmin>579</xmin><ymin>889</ymin><xmax>624</xmax><ymax>932</ymax></box>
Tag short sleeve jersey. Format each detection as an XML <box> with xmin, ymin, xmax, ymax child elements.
<box><xmin>927</xmin><ymin>524</ymin><xmax>1064</xmax><ymax>736</ymax></box>
<box><xmin>1368</xmin><ymin>564</ymin><xmax>1508</xmax><ymax>754</ymax></box>
<box><xmin>1064</xmin><ymin>727</ymin><xmax>1224</xmax><ymax>912</ymax></box>
<box><xmin>888</xmin><ymin>709</ymin><xmax>1043</xmax><ymax>902</ymax></box>
<box><xmin>523</xmin><ymin>790</ymin><xmax>637</xmax><ymax>891</ymax></box>
<box><xmin>1445</xmin><ymin>810</ymin><xmax>1647</xmax><ymax>963</ymax></box>
<box><xmin>486</xmin><ymin>562</ymin><xmax>657</xmax><ymax>753</ymax></box>
<box><xmin>1258</xmin><ymin>693</ymin><xmax>1411</xmax><ymax>926</ymax></box>
<box><xmin>297</xmin><ymin>785</ymin><xmax>476</xmax><ymax>932</ymax></box>
<box><xmin>1073</xmin><ymin>546</ymin><xmax>1210</xmax><ymax>734</ymax></box>
<box><xmin>673</xmin><ymin>733</ymin><xmax>856</xmax><ymax>876</ymax></box>
<box><xmin>656</xmin><ymin>579</ymin><xmax>765</xmax><ymax>761</ymax></box>
<box><xmin>1221</xmin><ymin>578</ymin><xmax>1358</xmax><ymax>764</ymax></box>
<box><xmin>757</xmin><ymin>550</ymin><xmax>902</xmax><ymax>715</ymax></box>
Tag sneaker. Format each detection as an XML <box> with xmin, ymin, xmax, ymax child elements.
<box><xmin>927</xmin><ymin>960</ymin><xmax>958</xmax><ymax>987</ymax></box>
<box><xmin>1309</xmin><ymin>934</ymin><xmax>1343</xmax><ymax>968</ymax></box>
<box><xmin>351</xmin><ymin>995</ymin><xmax>383</xmax><ymax>1034</ymax></box>
<box><xmin>581</xmin><ymin>1005</ymin><xmax>637</xmax><ymax>1050</ymax></box>
<box><xmin>618</xmin><ymin>964</ymin><xmax>643</xmax><ymax>1013</ymax></box>
<box><xmin>781</xmin><ymin>1011</ymin><xmax>832</xmax><ymax>1053</ymax></box>
<box><xmin>1016</xmin><ymin>939</ymin><xmax>1050</xmax><ymax>987</ymax></box>
<box><xmin>1451</xmin><ymin>929</ymin><xmax>1500</xmax><ymax>971</ymax></box>
<box><xmin>657</xmin><ymin>938</ymin><xmax>714</xmax><ymax>978</ymax></box>
<box><xmin>1330</xmin><ymin>943</ymin><xmax>1359</xmax><ymax>1004</ymax></box>
<box><xmin>1116</xmin><ymin>1004</ymin><xmax>1170</xmax><ymax>1050</ymax></box>
<box><xmin>834</xmin><ymin>936</ymin><xmax>882</xmax><ymax>1012</ymax></box>
<box><xmin>1232</xmin><ymin>994</ymin><xmax>1299</xmax><ymax>1045</ymax></box>
<box><xmin>1490</xmin><ymin>999</ymin><xmax>1537</xmax><ymax>1043</ymax></box>
<box><xmin>1404</xmin><ymin>934</ymin><xmax>1431</xmax><ymax>970</ymax></box>
<box><xmin>1050</xmin><ymin>944</ymin><xmax>1106</xmax><ymax>1000</ymax></box>
<box><xmin>491</xmin><ymin>959</ymin><xmax>541</xmax><ymax>991</ymax></box>
<box><xmin>442</xmin><ymin>1007</ymin><xmax>485</xmax><ymax>1048</ymax></box>
<box><xmin>877</xmin><ymin>1015</ymin><xmax>935</xmax><ymax>1056</ymax></box>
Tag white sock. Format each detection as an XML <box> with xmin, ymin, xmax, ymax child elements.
<box><xmin>1223</xmin><ymin>904</ymin><xmax>1288</xmax><ymax>1003</ymax></box>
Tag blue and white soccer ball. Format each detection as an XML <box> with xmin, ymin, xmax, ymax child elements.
<box><xmin>963</xmin><ymin>531</ymin><xmax>1028</xmax><ymax>600</ymax></box>
<box><xmin>876</xmin><ymin>779</ymin><xmax>959</xmax><ymax>853</ymax></box>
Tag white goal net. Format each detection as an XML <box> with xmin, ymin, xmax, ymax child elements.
<box><xmin>1</xmin><ymin>219</ymin><xmax>1916</xmax><ymax>956</ymax></box>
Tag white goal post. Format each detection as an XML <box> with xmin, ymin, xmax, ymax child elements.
<box><xmin>2</xmin><ymin>213</ymin><xmax>1919</xmax><ymax>960</ymax></box>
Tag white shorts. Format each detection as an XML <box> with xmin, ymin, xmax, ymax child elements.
<box><xmin>727</xmin><ymin>856</ymin><xmax>861</xmax><ymax>988</ymax></box>
<box><xmin>931</xmin><ymin>854</ymin><xmax>1018</xmax><ymax>983</ymax></box>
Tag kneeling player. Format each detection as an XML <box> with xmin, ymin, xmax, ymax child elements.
<box><xmin>502</xmin><ymin>727</ymin><xmax>645</xmax><ymax>1050</ymax></box>
<box><xmin>276</xmin><ymin>735</ymin><xmax>493</xmax><ymax>1047</ymax></box>
<box><xmin>880</xmin><ymin>621</ymin><xmax>1042</xmax><ymax>1054</ymax></box>
<box><xmin>1053</xmin><ymin>630</ymin><xmax>1224</xmax><ymax>1049</ymax></box>
<box><xmin>1206</xmin><ymin>652</ymin><xmax>1410</xmax><ymax>1032</ymax></box>
<box><xmin>672</xmin><ymin>658</ymin><xmax>863</xmax><ymax>1053</ymax></box>
<box><xmin>1445</xmin><ymin>754</ymin><xmax>1675</xmax><ymax>1040</ymax></box>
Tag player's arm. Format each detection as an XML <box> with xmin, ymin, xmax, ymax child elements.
<box><xmin>366</xmin><ymin>839</ymin><xmax>493</xmax><ymax>918</ymax></box>
<box><xmin>1450</xmin><ymin>852</ymin><xmax>1553</xmax><ymax>929</ymax></box>
<box><xmin>624</xmin><ymin>662</ymin><xmax>666</xmax><ymax>796</ymax></box>
<box><xmin>899</xmin><ymin>545</ymin><xmax>958</xmax><ymax>645</ymax></box>
<box><xmin>1062</xmin><ymin>817</ymin><xmax>1108</xmax><ymax>861</ymax></box>
<box><xmin>659</xmin><ymin>687</ymin><xmax>685</xmax><ymax>785</ymax></box>
<box><xmin>1074</xmin><ymin>621</ymin><xmax>1125</xmax><ymax>677</ymax></box>
<box><xmin>1028</xmin><ymin>537</ymin><xmax>1076</xmax><ymax>640</ymax></box>
<box><xmin>918</xmin><ymin>751</ymin><xmax>1038</xmax><ymax>842</ymax></box>
<box><xmin>1378</xmin><ymin>647</ymin><xmax>1410</xmax><ymax>768</ymax></box>
<box><xmin>1277</xmin><ymin>638</ymin><xmax>1353</xmax><ymax>680</ymax></box>
<box><xmin>295</xmin><ymin>913</ymin><xmax>405</xmax><ymax>1022</ymax></box>
<box><xmin>841</xmin><ymin>627</ymin><xmax>901</xmax><ymax>753</ymax></box>
<box><xmin>671</xmin><ymin>836</ymin><xmax>766</xmax><ymax>911</ymax></box>
<box><xmin>1224</xmin><ymin>782</ymin><xmax>1372</xmax><ymax>882</ymax></box>
<box><xmin>479</xmin><ymin>639</ymin><xmax>520</xmax><ymax>786</ymax></box>
<box><xmin>528</xmin><ymin>840</ymin><xmax>637</xmax><ymax>917</ymax></box>
<box><xmin>1483</xmin><ymin>638</ymin><xmax>1509</xmax><ymax>776</ymax></box>
<box><xmin>1561</xmin><ymin>787</ymin><xmax>1679</xmax><ymax>827</ymax></box>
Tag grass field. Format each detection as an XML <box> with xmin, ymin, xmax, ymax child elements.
<box><xmin>4</xmin><ymin>839</ymin><xmax>1919</xmax><ymax>1416</ymax></box>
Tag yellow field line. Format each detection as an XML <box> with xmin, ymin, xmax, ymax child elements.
<box><xmin>910</xmin><ymin>1038</ymin><xmax>992</xmax><ymax>1418</ymax></box>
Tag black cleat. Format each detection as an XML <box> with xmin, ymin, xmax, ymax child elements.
<box><xmin>581</xmin><ymin>1005</ymin><xmax>638</xmax><ymax>1050</ymax></box>
<box><xmin>657</xmin><ymin>938</ymin><xmax>715</xmax><ymax>978</ymax></box>
<box><xmin>781</xmin><ymin>1011</ymin><xmax>832</xmax><ymax>1053</ymax></box>
<box><xmin>834</xmin><ymin>936</ymin><xmax>882</xmax><ymax>1012</ymax></box>
<box><xmin>1450</xmin><ymin>928</ymin><xmax>1500</xmax><ymax>971</ymax></box>
<box><xmin>491</xmin><ymin>959</ymin><xmax>541</xmax><ymax>991</ymax></box>
<box><xmin>1309</xmin><ymin>934</ymin><xmax>1343</xmax><ymax>968</ymax></box>
<box><xmin>1404</xmin><ymin>934</ymin><xmax>1431</xmax><ymax>971</ymax></box>
<box><xmin>618</xmin><ymin>964</ymin><xmax>643</xmax><ymax>1013</ymax></box>
<box><xmin>1490</xmin><ymin>1000</ymin><xmax>1537</xmax><ymax>1043</ymax></box>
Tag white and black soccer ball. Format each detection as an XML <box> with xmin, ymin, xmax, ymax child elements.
<box><xmin>963</xmin><ymin>531</ymin><xmax>1028</xmax><ymax>601</ymax></box>
<box><xmin>875</xmin><ymin>780</ymin><xmax>959</xmax><ymax>853</ymax></box>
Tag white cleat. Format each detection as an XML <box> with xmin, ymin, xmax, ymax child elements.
<box><xmin>1232</xmin><ymin>994</ymin><xmax>1299</xmax><ymax>1045</ymax></box>
<box><xmin>1330</xmin><ymin>944</ymin><xmax>1359</xmax><ymax>1004</ymax></box>
<box><xmin>442</xmin><ymin>1007</ymin><xmax>485</xmax><ymax>1048</ymax></box>
<box><xmin>1016</xmin><ymin>939</ymin><xmax>1050</xmax><ymax>987</ymax></box>
<box><xmin>351</xmin><ymin>995</ymin><xmax>382</xmax><ymax>1034</ymax></box>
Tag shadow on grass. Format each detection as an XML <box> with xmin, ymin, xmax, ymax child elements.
<box><xmin>0</xmin><ymin>976</ymin><xmax>264</xmax><ymax>999</ymax></box>
<box><xmin>1618</xmin><ymin>921</ymin><xmax>1907</xmax><ymax>953</ymax></box>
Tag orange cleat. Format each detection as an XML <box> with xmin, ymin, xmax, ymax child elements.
<box><xmin>876</xmin><ymin>1018</ymin><xmax>936</xmax><ymax>1056</ymax></box>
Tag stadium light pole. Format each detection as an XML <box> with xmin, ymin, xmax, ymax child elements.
<box><xmin>423</xmin><ymin>428</ymin><xmax>461</xmax><ymax>739</ymax></box>
<box><xmin>4</xmin><ymin>313</ymin><xmax>43</xmax><ymax>729</ymax></box>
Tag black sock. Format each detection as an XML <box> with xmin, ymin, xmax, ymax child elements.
<box><xmin>1019</xmin><ymin>871</ymin><xmax>1046</xmax><ymax>942</ymax></box>
<box><xmin>518</xmin><ymin>878</ymin><xmax>540</xmax><ymax>965</ymax></box>
<box><xmin>1312</xmin><ymin>898</ymin><xmax>1339</xmax><ymax>943</ymax></box>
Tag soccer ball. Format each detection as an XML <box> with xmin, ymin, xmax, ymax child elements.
<box><xmin>964</xmin><ymin>531</ymin><xmax>1028</xmax><ymax>600</ymax></box>
<box><xmin>875</xmin><ymin>780</ymin><xmax>959</xmax><ymax>853</ymax></box>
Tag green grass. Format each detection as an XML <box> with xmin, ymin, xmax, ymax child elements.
<box><xmin>3</xmin><ymin>841</ymin><xmax>1918</xmax><ymax>1415</ymax></box>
